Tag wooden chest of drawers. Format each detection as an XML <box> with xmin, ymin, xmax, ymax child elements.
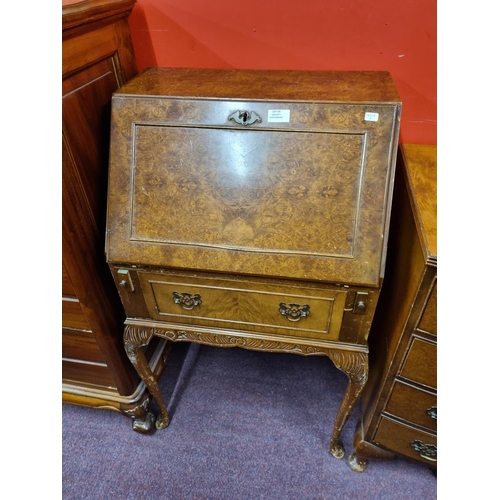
<box><xmin>106</xmin><ymin>67</ymin><xmax>401</xmax><ymax>457</ymax></box>
<box><xmin>62</xmin><ymin>0</ymin><xmax>170</xmax><ymax>430</ymax></box>
<box><xmin>348</xmin><ymin>144</ymin><xmax>437</xmax><ymax>471</ymax></box>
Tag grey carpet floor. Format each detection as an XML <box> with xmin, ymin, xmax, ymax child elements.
<box><xmin>63</xmin><ymin>342</ymin><xmax>437</xmax><ymax>499</ymax></box>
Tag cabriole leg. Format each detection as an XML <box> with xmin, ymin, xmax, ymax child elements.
<box><xmin>124</xmin><ymin>325</ymin><xmax>170</xmax><ymax>431</ymax></box>
<box><xmin>326</xmin><ymin>350</ymin><xmax>368</xmax><ymax>459</ymax></box>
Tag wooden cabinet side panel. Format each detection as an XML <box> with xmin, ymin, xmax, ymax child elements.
<box><xmin>63</xmin><ymin>125</ymin><xmax>136</xmax><ymax>395</ymax></box>
<box><xmin>62</xmin><ymin>4</ymin><xmax>140</xmax><ymax>397</ymax></box>
<box><xmin>360</xmin><ymin>157</ymin><xmax>426</xmax><ymax>435</ymax></box>
<box><xmin>62</xmin><ymin>57</ymin><xmax>119</xmax><ymax>238</ymax></box>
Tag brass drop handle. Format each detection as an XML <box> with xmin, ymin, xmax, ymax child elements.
<box><xmin>279</xmin><ymin>302</ymin><xmax>310</xmax><ymax>322</ymax></box>
<box><xmin>172</xmin><ymin>291</ymin><xmax>202</xmax><ymax>311</ymax></box>
<box><xmin>228</xmin><ymin>110</ymin><xmax>262</xmax><ymax>126</ymax></box>
<box><xmin>426</xmin><ymin>406</ymin><xmax>437</xmax><ymax>420</ymax></box>
<box><xmin>410</xmin><ymin>440</ymin><xmax>437</xmax><ymax>462</ymax></box>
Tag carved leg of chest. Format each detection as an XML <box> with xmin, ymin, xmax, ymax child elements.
<box><xmin>326</xmin><ymin>350</ymin><xmax>369</xmax><ymax>459</ymax></box>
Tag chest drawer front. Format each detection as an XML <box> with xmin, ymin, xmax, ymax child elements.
<box><xmin>399</xmin><ymin>336</ymin><xmax>436</xmax><ymax>389</ymax></box>
<box><xmin>138</xmin><ymin>272</ymin><xmax>347</xmax><ymax>342</ymax></box>
<box><xmin>62</xmin><ymin>263</ymin><xmax>75</xmax><ymax>296</ymax></box>
<box><xmin>417</xmin><ymin>282</ymin><xmax>437</xmax><ymax>336</ymax></box>
<box><xmin>374</xmin><ymin>416</ymin><xmax>437</xmax><ymax>465</ymax></box>
<box><xmin>62</xmin><ymin>297</ymin><xmax>91</xmax><ymax>330</ymax></box>
<box><xmin>62</xmin><ymin>328</ymin><xmax>106</xmax><ymax>364</ymax></box>
<box><xmin>384</xmin><ymin>380</ymin><xmax>436</xmax><ymax>431</ymax></box>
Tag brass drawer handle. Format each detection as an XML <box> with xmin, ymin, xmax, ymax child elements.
<box><xmin>228</xmin><ymin>110</ymin><xmax>262</xmax><ymax>126</ymax></box>
<box><xmin>426</xmin><ymin>406</ymin><xmax>437</xmax><ymax>420</ymax></box>
<box><xmin>279</xmin><ymin>302</ymin><xmax>310</xmax><ymax>322</ymax></box>
<box><xmin>172</xmin><ymin>291</ymin><xmax>202</xmax><ymax>311</ymax></box>
<box><xmin>410</xmin><ymin>440</ymin><xmax>437</xmax><ymax>462</ymax></box>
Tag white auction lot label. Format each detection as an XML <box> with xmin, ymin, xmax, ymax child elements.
<box><xmin>364</xmin><ymin>112</ymin><xmax>379</xmax><ymax>122</ymax></box>
<box><xmin>268</xmin><ymin>109</ymin><xmax>290</xmax><ymax>122</ymax></box>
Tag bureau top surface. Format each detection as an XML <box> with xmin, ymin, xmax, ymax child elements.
<box><xmin>114</xmin><ymin>67</ymin><xmax>401</xmax><ymax>104</ymax></box>
<box><xmin>107</xmin><ymin>68</ymin><xmax>401</xmax><ymax>287</ymax></box>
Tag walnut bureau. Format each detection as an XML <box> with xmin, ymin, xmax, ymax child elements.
<box><xmin>105</xmin><ymin>67</ymin><xmax>401</xmax><ymax>459</ymax></box>
<box><xmin>348</xmin><ymin>144</ymin><xmax>437</xmax><ymax>471</ymax></box>
<box><xmin>62</xmin><ymin>0</ymin><xmax>169</xmax><ymax>431</ymax></box>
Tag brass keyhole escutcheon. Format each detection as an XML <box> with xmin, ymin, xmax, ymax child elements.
<box><xmin>228</xmin><ymin>110</ymin><xmax>262</xmax><ymax>126</ymax></box>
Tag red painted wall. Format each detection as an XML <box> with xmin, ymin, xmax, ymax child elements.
<box><xmin>128</xmin><ymin>0</ymin><xmax>436</xmax><ymax>144</ymax></box>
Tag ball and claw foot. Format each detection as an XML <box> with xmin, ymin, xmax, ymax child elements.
<box><xmin>132</xmin><ymin>412</ymin><xmax>156</xmax><ymax>434</ymax></box>
<box><xmin>155</xmin><ymin>413</ymin><xmax>170</xmax><ymax>430</ymax></box>
<box><xmin>348</xmin><ymin>453</ymin><xmax>368</xmax><ymax>472</ymax></box>
<box><xmin>329</xmin><ymin>440</ymin><xmax>345</xmax><ymax>459</ymax></box>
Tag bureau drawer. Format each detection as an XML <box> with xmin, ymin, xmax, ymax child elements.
<box><xmin>374</xmin><ymin>416</ymin><xmax>437</xmax><ymax>465</ymax></box>
<box><xmin>399</xmin><ymin>336</ymin><xmax>436</xmax><ymax>389</ymax></box>
<box><xmin>138</xmin><ymin>272</ymin><xmax>347</xmax><ymax>342</ymax></box>
<box><xmin>384</xmin><ymin>380</ymin><xmax>437</xmax><ymax>431</ymax></box>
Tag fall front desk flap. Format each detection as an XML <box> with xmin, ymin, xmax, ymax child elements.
<box><xmin>106</xmin><ymin>67</ymin><xmax>401</xmax><ymax>287</ymax></box>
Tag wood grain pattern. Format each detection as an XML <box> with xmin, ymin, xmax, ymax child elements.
<box><xmin>132</xmin><ymin>126</ymin><xmax>363</xmax><ymax>257</ymax></box>
<box><xmin>63</xmin><ymin>328</ymin><xmax>108</xmax><ymax>363</ymax></box>
<box><xmin>374</xmin><ymin>417</ymin><xmax>437</xmax><ymax>465</ymax></box>
<box><xmin>115</xmin><ymin>67</ymin><xmax>401</xmax><ymax>103</ymax></box>
<box><xmin>107</xmin><ymin>69</ymin><xmax>401</xmax><ymax>286</ymax></box>
<box><xmin>62</xmin><ymin>298</ymin><xmax>92</xmax><ymax>330</ymax></box>
<box><xmin>137</xmin><ymin>270</ymin><xmax>347</xmax><ymax>341</ymax></box>
<box><xmin>62</xmin><ymin>262</ymin><xmax>75</xmax><ymax>296</ymax></box>
<box><xmin>384</xmin><ymin>381</ymin><xmax>437</xmax><ymax>432</ymax></box>
<box><xmin>399</xmin><ymin>336</ymin><xmax>437</xmax><ymax>389</ymax></box>
<box><xmin>62</xmin><ymin>0</ymin><xmax>137</xmax><ymax>29</ymax></box>
<box><xmin>63</xmin><ymin>56</ymin><xmax>119</xmax><ymax>235</ymax></box>
<box><xmin>399</xmin><ymin>144</ymin><xmax>437</xmax><ymax>261</ymax></box>
<box><xmin>417</xmin><ymin>282</ymin><xmax>437</xmax><ymax>336</ymax></box>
